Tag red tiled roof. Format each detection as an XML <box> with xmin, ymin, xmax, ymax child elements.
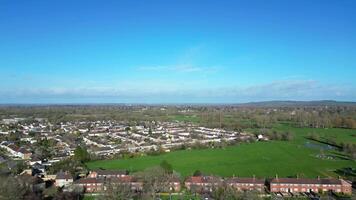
<box><xmin>8</xmin><ymin>144</ymin><xmax>20</xmax><ymax>151</ymax></box>
<box><xmin>189</xmin><ymin>176</ymin><xmax>202</xmax><ymax>183</ymax></box>
<box><xmin>225</xmin><ymin>177</ymin><xmax>265</xmax><ymax>184</ymax></box>
<box><xmin>18</xmin><ymin>148</ymin><xmax>31</xmax><ymax>154</ymax></box>
<box><xmin>186</xmin><ymin>176</ymin><xmax>222</xmax><ymax>184</ymax></box>
<box><xmin>75</xmin><ymin>178</ymin><xmax>104</xmax><ymax>184</ymax></box>
<box><xmin>271</xmin><ymin>178</ymin><xmax>341</xmax><ymax>185</ymax></box>
<box><xmin>109</xmin><ymin>176</ymin><xmax>133</xmax><ymax>183</ymax></box>
<box><xmin>75</xmin><ymin>176</ymin><xmax>140</xmax><ymax>185</ymax></box>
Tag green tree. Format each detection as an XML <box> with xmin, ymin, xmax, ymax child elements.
<box><xmin>160</xmin><ymin>160</ymin><xmax>173</xmax><ymax>174</ymax></box>
<box><xmin>193</xmin><ymin>170</ymin><xmax>202</xmax><ymax>176</ymax></box>
<box><xmin>42</xmin><ymin>186</ymin><xmax>59</xmax><ymax>199</ymax></box>
<box><xmin>10</xmin><ymin>161</ymin><xmax>26</xmax><ymax>175</ymax></box>
<box><xmin>74</xmin><ymin>146</ymin><xmax>90</xmax><ymax>163</ymax></box>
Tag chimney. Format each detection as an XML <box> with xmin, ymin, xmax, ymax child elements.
<box><xmin>297</xmin><ymin>174</ymin><xmax>299</xmax><ymax>179</ymax></box>
<box><xmin>253</xmin><ymin>175</ymin><xmax>255</xmax><ymax>180</ymax></box>
<box><xmin>276</xmin><ymin>174</ymin><xmax>278</xmax><ymax>180</ymax></box>
<box><xmin>317</xmin><ymin>176</ymin><xmax>320</xmax><ymax>180</ymax></box>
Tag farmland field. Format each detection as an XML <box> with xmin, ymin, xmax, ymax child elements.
<box><xmin>87</xmin><ymin>125</ymin><xmax>356</xmax><ymax>178</ymax></box>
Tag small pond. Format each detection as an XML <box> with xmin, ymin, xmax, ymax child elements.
<box><xmin>304</xmin><ymin>141</ymin><xmax>336</xmax><ymax>151</ymax></box>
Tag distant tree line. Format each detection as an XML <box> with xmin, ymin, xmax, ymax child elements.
<box><xmin>1</xmin><ymin>105</ymin><xmax>356</xmax><ymax>130</ymax></box>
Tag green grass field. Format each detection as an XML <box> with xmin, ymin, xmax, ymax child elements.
<box><xmin>86</xmin><ymin>125</ymin><xmax>356</xmax><ymax>178</ymax></box>
<box><xmin>82</xmin><ymin>195</ymin><xmax>96</xmax><ymax>200</ymax></box>
<box><xmin>272</xmin><ymin>123</ymin><xmax>356</xmax><ymax>144</ymax></box>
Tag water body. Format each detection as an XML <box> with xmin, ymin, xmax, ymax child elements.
<box><xmin>304</xmin><ymin>141</ymin><xmax>336</xmax><ymax>151</ymax></box>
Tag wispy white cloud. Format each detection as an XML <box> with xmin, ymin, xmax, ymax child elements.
<box><xmin>137</xmin><ymin>44</ymin><xmax>219</xmax><ymax>74</ymax></box>
<box><xmin>137</xmin><ymin>64</ymin><xmax>218</xmax><ymax>73</ymax></box>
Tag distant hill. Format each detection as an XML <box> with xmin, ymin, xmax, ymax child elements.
<box><xmin>235</xmin><ymin>100</ymin><xmax>356</xmax><ymax>107</ymax></box>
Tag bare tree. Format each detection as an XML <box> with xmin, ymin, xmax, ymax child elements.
<box><xmin>0</xmin><ymin>176</ymin><xmax>28</xmax><ymax>200</ymax></box>
<box><xmin>135</xmin><ymin>166</ymin><xmax>178</xmax><ymax>199</ymax></box>
<box><xmin>99</xmin><ymin>180</ymin><xmax>134</xmax><ymax>200</ymax></box>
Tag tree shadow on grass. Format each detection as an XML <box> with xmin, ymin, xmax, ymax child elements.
<box><xmin>334</xmin><ymin>167</ymin><xmax>356</xmax><ymax>181</ymax></box>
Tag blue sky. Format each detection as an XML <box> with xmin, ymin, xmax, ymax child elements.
<box><xmin>0</xmin><ymin>0</ymin><xmax>356</xmax><ymax>103</ymax></box>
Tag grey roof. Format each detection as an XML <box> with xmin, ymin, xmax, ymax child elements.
<box><xmin>56</xmin><ymin>171</ymin><xmax>73</xmax><ymax>180</ymax></box>
<box><xmin>0</xmin><ymin>156</ymin><xmax>5</xmax><ymax>163</ymax></box>
<box><xmin>32</xmin><ymin>162</ymin><xmax>45</xmax><ymax>169</ymax></box>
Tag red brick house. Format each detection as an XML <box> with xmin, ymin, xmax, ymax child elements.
<box><xmin>88</xmin><ymin>169</ymin><xmax>129</xmax><ymax>178</ymax></box>
<box><xmin>185</xmin><ymin>176</ymin><xmax>223</xmax><ymax>192</ymax></box>
<box><xmin>270</xmin><ymin>177</ymin><xmax>352</xmax><ymax>195</ymax></box>
<box><xmin>75</xmin><ymin>178</ymin><xmax>104</xmax><ymax>193</ymax></box>
<box><xmin>75</xmin><ymin>176</ymin><xmax>143</xmax><ymax>193</ymax></box>
<box><xmin>225</xmin><ymin>177</ymin><xmax>265</xmax><ymax>192</ymax></box>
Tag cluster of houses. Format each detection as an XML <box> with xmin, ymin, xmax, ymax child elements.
<box><xmin>52</xmin><ymin>169</ymin><xmax>352</xmax><ymax>196</ymax></box>
<box><xmin>185</xmin><ymin>175</ymin><xmax>352</xmax><ymax>195</ymax></box>
<box><xmin>54</xmin><ymin>169</ymin><xmax>181</xmax><ymax>193</ymax></box>
<box><xmin>0</xmin><ymin>117</ymin><xmax>353</xmax><ymax>197</ymax></box>
<box><xmin>1</xmin><ymin>118</ymin><xmax>257</xmax><ymax>159</ymax></box>
<box><xmin>0</xmin><ymin>141</ymin><xmax>32</xmax><ymax>160</ymax></box>
<box><xmin>81</xmin><ymin>122</ymin><xmax>255</xmax><ymax>156</ymax></box>
<box><xmin>75</xmin><ymin>170</ymin><xmax>144</xmax><ymax>193</ymax></box>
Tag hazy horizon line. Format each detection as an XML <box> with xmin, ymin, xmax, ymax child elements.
<box><xmin>1</xmin><ymin>99</ymin><xmax>356</xmax><ymax>107</ymax></box>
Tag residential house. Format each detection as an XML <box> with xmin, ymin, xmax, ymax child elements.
<box><xmin>185</xmin><ymin>176</ymin><xmax>223</xmax><ymax>192</ymax></box>
<box><xmin>75</xmin><ymin>176</ymin><xmax>143</xmax><ymax>193</ymax></box>
<box><xmin>75</xmin><ymin>178</ymin><xmax>104</xmax><ymax>193</ymax></box>
<box><xmin>88</xmin><ymin>169</ymin><xmax>129</xmax><ymax>178</ymax></box>
<box><xmin>225</xmin><ymin>177</ymin><xmax>265</xmax><ymax>192</ymax></box>
<box><xmin>32</xmin><ymin>162</ymin><xmax>46</xmax><ymax>176</ymax></box>
<box><xmin>270</xmin><ymin>177</ymin><xmax>352</xmax><ymax>195</ymax></box>
<box><xmin>55</xmin><ymin>171</ymin><xmax>73</xmax><ymax>187</ymax></box>
<box><xmin>0</xmin><ymin>142</ymin><xmax>32</xmax><ymax>159</ymax></box>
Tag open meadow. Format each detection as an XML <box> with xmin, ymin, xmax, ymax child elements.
<box><xmin>86</xmin><ymin>124</ymin><xmax>356</xmax><ymax>178</ymax></box>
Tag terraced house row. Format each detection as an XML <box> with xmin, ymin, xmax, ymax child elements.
<box><xmin>62</xmin><ymin>170</ymin><xmax>352</xmax><ymax>195</ymax></box>
<box><xmin>75</xmin><ymin>170</ymin><xmax>143</xmax><ymax>193</ymax></box>
<box><xmin>72</xmin><ymin>169</ymin><xmax>180</xmax><ymax>193</ymax></box>
<box><xmin>270</xmin><ymin>177</ymin><xmax>352</xmax><ymax>194</ymax></box>
<box><xmin>184</xmin><ymin>175</ymin><xmax>352</xmax><ymax>195</ymax></box>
